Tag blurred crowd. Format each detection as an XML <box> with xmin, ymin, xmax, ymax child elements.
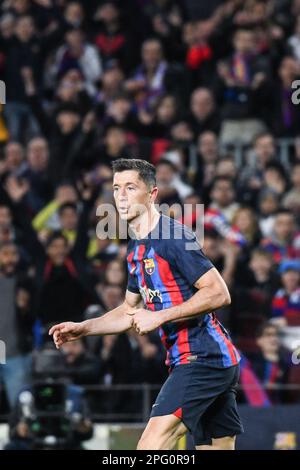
<box><xmin>0</xmin><ymin>0</ymin><xmax>300</xmax><ymax>421</ymax></box>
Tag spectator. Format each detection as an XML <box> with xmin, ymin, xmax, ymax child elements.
<box><xmin>282</xmin><ymin>161</ymin><xmax>300</xmax><ymax>216</ymax></box>
<box><xmin>268</xmin><ymin>56</ymin><xmax>300</xmax><ymax>137</ymax></box>
<box><xmin>4</xmin><ymin>176</ymin><xmax>98</xmax><ymax>329</ymax></box>
<box><xmin>125</xmin><ymin>38</ymin><xmax>168</xmax><ymax>113</ymax></box>
<box><xmin>208</xmin><ymin>176</ymin><xmax>240</xmax><ymax>222</ymax></box>
<box><xmin>271</xmin><ymin>259</ymin><xmax>300</xmax><ymax>327</ymax></box>
<box><xmin>61</xmin><ymin>339</ymin><xmax>100</xmax><ymax>385</ymax></box>
<box><xmin>261</xmin><ymin>209</ymin><xmax>300</xmax><ymax>263</ymax></box>
<box><xmin>0</xmin><ymin>239</ymin><xmax>34</xmax><ymax>407</ymax></box>
<box><xmin>239</xmin><ymin>132</ymin><xmax>277</xmax><ymax>205</ymax></box>
<box><xmin>188</xmin><ymin>87</ymin><xmax>220</xmax><ymax>136</ymax></box>
<box><xmin>216</xmin><ymin>27</ymin><xmax>269</xmax><ymax>145</ymax></box>
<box><xmin>54</xmin><ymin>27</ymin><xmax>102</xmax><ymax>97</ymax></box>
<box><xmin>240</xmin><ymin>323</ymin><xmax>289</xmax><ymax>405</ymax></box>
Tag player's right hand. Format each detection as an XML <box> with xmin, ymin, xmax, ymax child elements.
<box><xmin>48</xmin><ymin>322</ymin><xmax>85</xmax><ymax>349</ymax></box>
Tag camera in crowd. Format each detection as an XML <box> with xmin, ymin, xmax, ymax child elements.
<box><xmin>6</xmin><ymin>345</ymin><xmax>93</xmax><ymax>450</ymax></box>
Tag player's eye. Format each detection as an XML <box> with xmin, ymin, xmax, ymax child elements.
<box><xmin>127</xmin><ymin>186</ymin><xmax>136</xmax><ymax>191</ymax></box>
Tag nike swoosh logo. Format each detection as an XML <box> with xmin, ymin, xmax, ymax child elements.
<box><xmin>130</xmin><ymin>267</ymin><xmax>136</xmax><ymax>274</ymax></box>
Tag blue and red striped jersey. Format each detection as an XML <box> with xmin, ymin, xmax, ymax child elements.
<box><xmin>126</xmin><ymin>215</ymin><xmax>240</xmax><ymax>369</ymax></box>
<box><xmin>271</xmin><ymin>288</ymin><xmax>300</xmax><ymax>325</ymax></box>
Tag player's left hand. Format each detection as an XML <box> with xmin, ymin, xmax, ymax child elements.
<box><xmin>127</xmin><ymin>308</ymin><xmax>161</xmax><ymax>335</ymax></box>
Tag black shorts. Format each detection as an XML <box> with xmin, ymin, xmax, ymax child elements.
<box><xmin>150</xmin><ymin>362</ymin><xmax>244</xmax><ymax>446</ymax></box>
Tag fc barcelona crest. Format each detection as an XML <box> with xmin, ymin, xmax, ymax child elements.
<box><xmin>144</xmin><ymin>258</ymin><xmax>155</xmax><ymax>275</ymax></box>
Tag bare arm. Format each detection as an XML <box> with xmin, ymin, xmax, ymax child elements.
<box><xmin>160</xmin><ymin>268</ymin><xmax>231</xmax><ymax>324</ymax></box>
<box><xmin>49</xmin><ymin>290</ymin><xmax>142</xmax><ymax>348</ymax></box>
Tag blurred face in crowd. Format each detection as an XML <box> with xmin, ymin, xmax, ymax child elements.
<box><xmin>142</xmin><ymin>39</ymin><xmax>163</xmax><ymax>70</ymax></box>
<box><xmin>101</xmin><ymin>284</ymin><xmax>123</xmax><ymax>310</ymax></box>
<box><xmin>259</xmin><ymin>193</ymin><xmax>279</xmax><ymax>215</ymax></box>
<box><xmin>281</xmin><ymin>269</ymin><xmax>300</xmax><ymax>292</ymax></box>
<box><xmin>96</xmin><ymin>2</ymin><xmax>119</xmax><ymax>24</ymax></box>
<box><xmin>0</xmin><ymin>243</ymin><xmax>19</xmax><ymax>275</ymax></box>
<box><xmin>57</xmin><ymin>79</ymin><xmax>79</xmax><ymax>102</ymax></box>
<box><xmin>113</xmin><ymin>169</ymin><xmax>157</xmax><ymax>222</ymax></box>
<box><xmin>5</xmin><ymin>142</ymin><xmax>24</xmax><ymax>171</ymax></box>
<box><xmin>156</xmin><ymin>95</ymin><xmax>177</xmax><ymax>124</ymax></box>
<box><xmin>233</xmin><ymin>29</ymin><xmax>255</xmax><ymax>54</ymax></box>
<box><xmin>254</xmin><ymin>134</ymin><xmax>276</xmax><ymax>166</ymax></box>
<box><xmin>250</xmin><ymin>252</ymin><xmax>273</xmax><ymax>278</ymax></box>
<box><xmin>55</xmin><ymin>185</ymin><xmax>78</xmax><ymax>204</ymax></box>
<box><xmin>27</xmin><ymin>137</ymin><xmax>49</xmax><ymax>172</ymax></box>
<box><xmin>291</xmin><ymin>164</ymin><xmax>300</xmax><ymax>189</ymax></box>
<box><xmin>105</xmin><ymin>260</ymin><xmax>125</xmax><ymax>286</ymax></box>
<box><xmin>56</xmin><ymin>110</ymin><xmax>80</xmax><ymax>134</ymax></box>
<box><xmin>191</xmin><ymin>88</ymin><xmax>215</xmax><ymax>121</ymax></box>
<box><xmin>256</xmin><ymin>325</ymin><xmax>279</xmax><ymax>356</ymax></box>
<box><xmin>233</xmin><ymin>208</ymin><xmax>256</xmax><ymax>235</ymax></box>
<box><xmin>197</xmin><ymin>131</ymin><xmax>218</xmax><ymax>162</ymax></box>
<box><xmin>156</xmin><ymin>162</ymin><xmax>175</xmax><ymax>186</ymax></box>
<box><xmin>15</xmin><ymin>15</ymin><xmax>35</xmax><ymax>42</ymax></box>
<box><xmin>66</xmin><ymin>29</ymin><xmax>84</xmax><ymax>52</ymax></box>
<box><xmin>274</xmin><ymin>213</ymin><xmax>295</xmax><ymax>241</ymax></box>
<box><xmin>211</xmin><ymin>179</ymin><xmax>235</xmax><ymax>208</ymax></box>
<box><xmin>12</xmin><ymin>0</ymin><xmax>30</xmax><ymax>14</ymax></box>
<box><xmin>0</xmin><ymin>206</ymin><xmax>12</xmax><ymax>231</ymax></box>
<box><xmin>59</xmin><ymin>207</ymin><xmax>78</xmax><ymax>231</ymax></box>
<box><xmin>216</xmin><ymin>158</ymin><xmax>237</xmax><ymax>179</ymax></box>
<box><xmin>203</xmin><ymin>235</ymin><xmax>221</xmax><ymax>262</ymax></box>
<box><xmin>0</xmin><ymin>14</ymin><xmax>15</xmax><ymax>38</ymax></box>
<box><xmin>279</xmin><ymin>57</ymin><xmax>299</xmax><ymax>85</ymax></box>
<box><xmin>46</xmin><ymin>237</ymin><xmax>69</xmax><ymax>265</ymax></box>
<box><xmin>105</xmin><ymin>127</ymin><xmax>127</xmax><ymax>154</ymax></box>
<box><xmin>184</xmin><ymin>193</ymin><xmax>202</xmax><ymax>209</ymax></box>
<box><xmin>102</xmin><ymin>67</ymin><xmax>124</xmax><ymax>93</ymax></box>
<box><xmin>264</xmin><ymin>167</ymin><xmax>286</xmax><ymax>193</ymax></box>
<box><xmin>62</xmin><ymin>68</ymin><xmax>83</xmax><ymax>87</ymax></box>
<box><xmin>62</xmin><ymin>339</ymin><xmax>84</xmax><ymax>363</ymax></box>
<box><xmin>170</xmin><ymin>121</ymin><xmax>194</xmax><ymax>142</ymax></box>
<box><xmin>109</xmin><ymin>97</ymin><xmax>131</xmax><ymax>121</ymax></box>
<box><xmin>64</xmin><ymin>2</ymin><xmax>84</xmax><ymax>27</ymax></box>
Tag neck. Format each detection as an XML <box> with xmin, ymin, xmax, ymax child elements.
<box><xmin>128</xmin><ymin>205</ymin><xmax>160</xmax><ymax>240</ymax></box>
<box><xmin>263</xmin><ymin>351</ymin><xmax>279</xmax><ymax>362</ymax></box>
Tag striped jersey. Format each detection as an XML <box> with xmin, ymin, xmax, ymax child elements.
<box><xmin>126</xmin><ymin>215</ymin><xmax>240</xmax><ymax>369</ymax></box>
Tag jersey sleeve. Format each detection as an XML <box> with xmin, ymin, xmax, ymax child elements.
<box><xmin>168</xmin><ymin>231</ymin><xmax>214</xmax><ymax>286</ymax></box>
<box><xmin>127</xmin><ymin>271</ymin><xmax>140</xmax><ymax>294</ymax></box>
<box><xmin>126</xmin><ymin>245</ymin><xmax>140</xmax><ymax>294</ymax></box>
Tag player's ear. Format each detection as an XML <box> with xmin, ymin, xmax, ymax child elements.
<box><xmin>149</xmin><ymin>186</ymin><xmax>158</xmax><ymax>203</ymax></box>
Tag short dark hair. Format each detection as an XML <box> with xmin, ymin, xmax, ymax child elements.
<box><xmin>256</xmin><ymin>322</ymin><xmax>279</xmax><ymax>339</ymax></box>
<box><xmin>45</xmin><ymin>231</ymin><xmax>68</xmax><ymax>249</ymax></box>
<box><xmin>58</xmin><ymin>202</ymin><xmax>77</xmax><ymax>216</ymax></box>
<box><xmin>112</xmin><ymin>158</ymin><xmax>156</xmax><ymax>188</ymax></box>
<box><xmin>275</xmin><ymin>208</ymin><xmax>293</xmax><ymax>218</ymax></box>
<box><xmin>211</xmin><ymin>175</ymin><xmax>234</xmax><ymax>189</ymax></box>
<box><xmin>253</xmin><ymin>131</ymin><xmax>275</xmax><ymax>145</ymax></box>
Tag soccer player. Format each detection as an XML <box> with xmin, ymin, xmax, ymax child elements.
<box><xmin>49</xmin><ymin>159</ymin><xmax>243</xmax><ymax>450</ymax></box>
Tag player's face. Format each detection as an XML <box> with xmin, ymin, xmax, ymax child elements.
<box><xmin>113</xmin><ymin>170</ymin><xmax>156</xmax><ymax>222</ymax></box>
